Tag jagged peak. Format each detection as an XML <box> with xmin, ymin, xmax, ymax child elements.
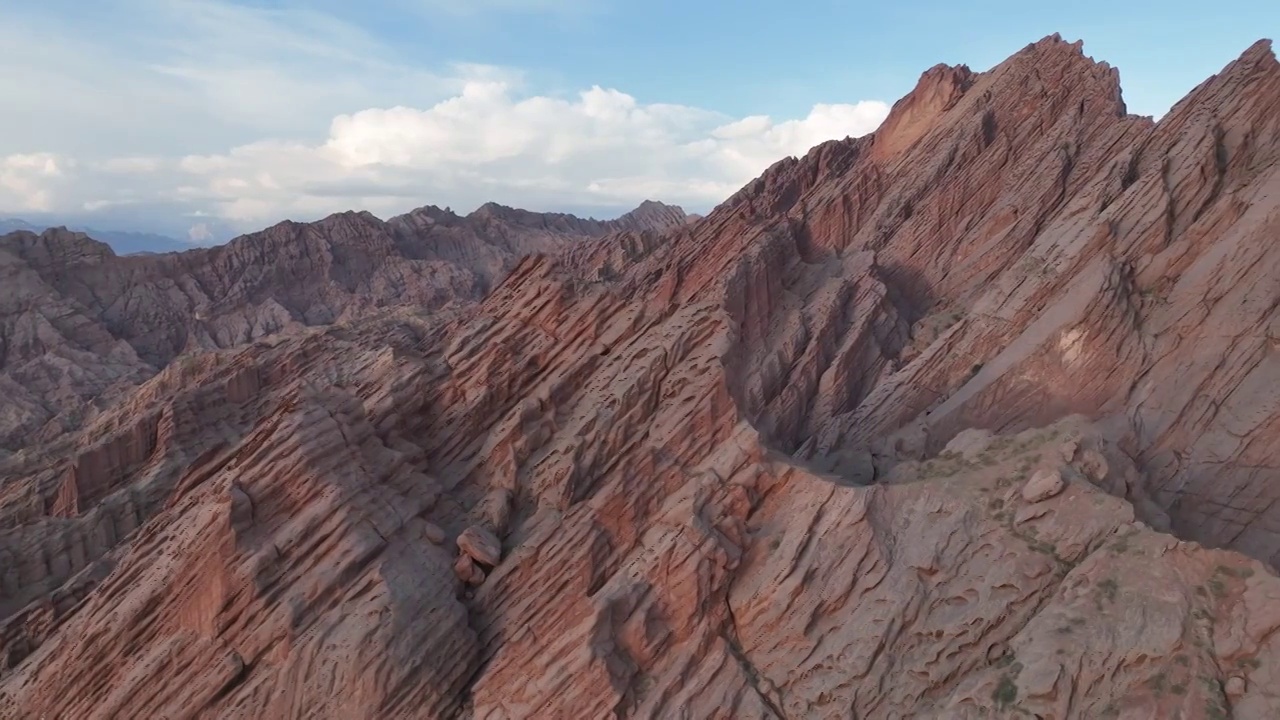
<box><xmin>1244</xmin><ymin>37</ymin><xmax>1276</xmax><ymax>61</ymax></box>
<box><xmin>1022</xmin><ymin>32</ymin><xmax>1083</xmax><ymax>54</ymax></box>
<box><xmin>629</xmin><ymin>199</ymin><xmax>681</xmax><ymax>212</ymax></box>
<box><xmin>1225</xmin><ymin>37</ymin><xmax>1279</xmax><ymax>74</ymax></box>
<box><xmin>470</xmin><ymin>201</ymin><xmax>513</xmax><ymax>217</ymax></box>
<box><xmin>615</xmin><ymin>199</ymin><xmax>690</xmax><ymax>225</ymax></box>
<box><xmin>466</xmin><ymin>201</ymin><xmax>579</xmax><ymax>224</ymax></box>
<box><xmin>870</xmin><ymin>62</ymin><xmax>975</xmax><ymax>162</ymax></box>
<box><xmin>0</xmin><ymin>226</ymin><xmax>117</xmax><ymax>262</ymax></box>
<box><xmin>1155</xmin><ymin>36</ymin><xmax>1279</xmax><ymax>125</ymax></box>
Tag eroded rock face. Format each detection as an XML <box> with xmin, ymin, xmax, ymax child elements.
<box><xmin>0</xmin><ymin>201</ymin><xmax>693</xmax><ymax>451</ymax></box>
<box><xmin>1</xmin><ymin>34</ymin><xmax>1280</xmax><ymax>719</ymax></box>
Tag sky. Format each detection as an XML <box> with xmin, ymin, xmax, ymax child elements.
<box><xmin>0</xmin><ymin>0</ymin><xmax>1275</xmax><ymax>244</ymax></box>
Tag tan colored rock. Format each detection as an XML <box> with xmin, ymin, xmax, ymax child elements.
<box><xmin>457</xmin><ymin>525</ymin><xmax>502</xmax><ymax>567</ymax></box>
<box><xmin>1015</xmin><ymin>503</ymin><xmax>1050</xmax><ymax>525</ymax></box>
<box><xmin>423</xmin><ymin>522</ymin><xmax>447</xmax><ymax>545</ymax></box>
<box><xmin>1079</xmin><ymin>449</ymin><xmax>1109</xmax><ymax>482</ymax></box>
<box><xmin>1227</xmin><ymin>675</ymin><xmax>1247</xmax><ymax>697</ymax></box>
<box><xmin>943</xmin><ymin>427</ymin><xmax>994</xmax><ymax>460</ymax></box>
<box><xmin>453</xmin><ymin>554</ymin><xmax>486</xmax><ymax>587</ymax></box>
<box><xmin>1022</xmin><ymin>468</ymin><xmax>1066</xmax><ymax>503</ymax></box>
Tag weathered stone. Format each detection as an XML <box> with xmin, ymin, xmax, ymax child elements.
<box><xmin>423</xmin><ymin>522</ymin><xmax>447</xmax><ymax>545</ymax></box>
<box><xmin>457</xmin><ymin>525</ymin><xmax>502</xmax><ymax>567</ymax></box>
<box><xmin>1079</xmin><ymin>449</ymin><xmax>1110</xmax><ymax>482</ymax></box>
<box><xmin>453</xmin><ymin>554</ymin><xmax>486</xmax><ymax>587</ymax></box>
<box><xmin>1022</xmin><ymin>469</ymin><xmax>1066</xmax><ymax>504</ymax></box>
<box><xmin>1015</xmin><ymin>503</ymin><xmax>1050</xmax><ymax>525</ymax></box>
<box><xmin>1227</xmin><ymin>675</ymin><xmax>1247</xmax><ymax>697</ymax></box>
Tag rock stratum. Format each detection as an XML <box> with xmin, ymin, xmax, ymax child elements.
<box><xmin>2</xmin><ymin>35</ymin><xmax>1280</xmax><ymax>719</ymax></box>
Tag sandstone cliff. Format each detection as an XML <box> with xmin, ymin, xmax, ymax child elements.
<box><xmin>2</xmin><ymin>35</ymin><xmax>1280</xmax><ymax>719</ymax></box>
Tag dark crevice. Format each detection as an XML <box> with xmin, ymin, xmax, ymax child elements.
<box><xmin>1160</xmin><ymin>156</ymin><xmax>1177</xmax><ymax>247</ymax></box>
<box><xmin>1192</xmin><ymin>123</ymin><xmax>1229</xmax><ymax>223</ymax></box>
<box><xmin>724</xmin><ymin>599</ymin><xmax>788</xmax><ymax>719</ymax></box>
<box><xmin>981</xmin><ymin>109</ymin><xmax>998</xmax><ymax>149</ymax></box>
<box><xmin>1121</xmin><ymin>151</ymin><xmax>1141</xmax><ymax>190</ymax></box>
<box><xmin>1058</xmin><ymin>142</ymin><xmax>1077</xmax><ymax>203</ymax></box>
<box><xmin>204</xmin><ymin>653</ymin><xmax>252</xmax><ymax>706</ymax></box>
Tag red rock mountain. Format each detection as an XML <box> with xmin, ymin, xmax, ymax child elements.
<box><xmin>0</xmin><ymin>200</ymin><xmax>692</xmax><ymax>450</ymax></box>
<box><xmin>2</xmin><ymin>35</ymin><xmax>1280</xmax><ymax>718</ymax></box>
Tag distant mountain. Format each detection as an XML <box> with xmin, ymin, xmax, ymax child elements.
<box><xmin>0</xmin><ymin>197</ymin><xmax>693</xmax><ymax>448</ymax></box>
<box><xmin>0</xmin><ymin>219</ymin><xmax>191</xmax><ymax>255</ymax></box>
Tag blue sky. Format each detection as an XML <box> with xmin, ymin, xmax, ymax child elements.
<box><xmin>312</xmin><ymin>0</ymin><xmax>1277</xmax><ymax>119</ymax></box>
<box><xmin>0</xmin><ymin>0</ymin><xmax>1275</xmax><ymax>243</ymax></box>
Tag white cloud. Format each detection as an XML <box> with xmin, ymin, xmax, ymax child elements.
<box><xmin>187</xmin><ymin>222</ymin><xmax>215</xmax><ymax>243</ymax></box>
<box><xmin>162</xmin><ymin>82</ymin><xmax>888</xmax><ymax>225</ymax></box>
<box><xmin>0</xmin><ymin>0</ymin><xmax>889</xmax><ymax>237</ymax></box>
<box><xmin>3</xmin><ymin>81</ymin><xmax>888</xmax><ymax>229</ymax></box>
<box><xmin>0</xmin><ymin>154</ymin><xmax>72</xmax><ymax>213</ymax></box>
<box><xmin>0</xmin><ymin>0</ymin><xmax>462</xmax><ymax>158</ymax></box>
<box><xmin>98</xmin><ymin>157</ymin><xmax>164</xmax><ymax>174</ymax></box>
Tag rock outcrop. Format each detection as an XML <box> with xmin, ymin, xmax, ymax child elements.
<box><xmin>2</xmin><ymin>35</ymin><xmax>1280</xmax><ymax>719</ymax></box>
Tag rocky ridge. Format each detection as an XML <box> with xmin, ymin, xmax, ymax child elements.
<box><xmin>0</xmin><ymin>200</ymin><xmax>692</xmax><ymax>450</ymax></box>
<box><xmin>1</xmin><ymin>35</ymin><xmax>1280</xmax><ymax>719</ymax></box>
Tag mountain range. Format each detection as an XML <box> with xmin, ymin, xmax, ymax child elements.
<box><xmin>0</xmin><ymin>218</ymin><xmax>194</xmax><ymax>255</ymax></box>
<box><xmin>1</xmin><ymin>35</ymin><xmax>1280</xmax><ymax>719</ymax></box>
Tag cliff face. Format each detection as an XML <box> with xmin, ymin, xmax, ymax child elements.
<box><xmin>2</xmin><ymin>36</ymin><xmax>1280</xmax><ymax>719</ymax></box>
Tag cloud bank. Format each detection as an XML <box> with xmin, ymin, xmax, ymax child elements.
<box><xmin>0</xmin><ymin>0</ymin><xmax>888</xmax><ymax>241</ymax></box>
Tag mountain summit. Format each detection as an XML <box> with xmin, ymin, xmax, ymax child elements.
<box><xmin>2</xmin><ymin>36</ymin><xmax>1280</xmax><ymax>718</ymax></box>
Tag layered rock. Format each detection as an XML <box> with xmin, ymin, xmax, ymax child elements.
<box><xmin>0</xmin><ymin>201</ymin><xmax>692</xmax><ymax>449</ymax></box>
<box><xmin>2</xmin><ymin>34</ymin><xmax>1280</xmax><ymax>720</ymax></box>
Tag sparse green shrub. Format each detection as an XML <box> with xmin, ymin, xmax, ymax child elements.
<box><xmin>992</xmin><ymin>675</ymin><xmax>1018</xmax><ymax>708</ymax></box>
<box><xmin>1029</xmin><ymin>539</ymin><xmax>1057</xmax><ymax>556</ymax></box>
<box><xmin>1099</xmin><ymin>578</ymin><xmax>1119</xmax><ymax>603</ymax></box>
<box><xmin>1216</xmin><ymin>564</ymin><xmax>1255</xmax><ymax>579</ymax></box>
<box><xmin>1208</xmin><ymin>577</ymin><xmax>1227</xmax><ymax>598</ymax></box>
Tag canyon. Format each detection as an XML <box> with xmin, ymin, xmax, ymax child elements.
<box><xmin>1</xmin><ymin>34</ymin><xmax>1279</xmax><ymax>718</ymax></box>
